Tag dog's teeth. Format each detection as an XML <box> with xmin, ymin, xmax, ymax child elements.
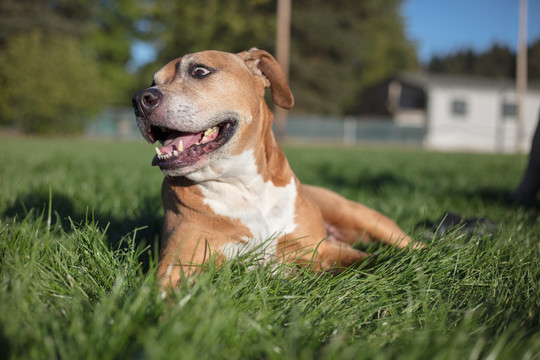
<box><xmin>203</xmin><ymin>126</ymin><xmax>217</xmax><ymax>137</ymax></box>
<box><xmin>201</xmin><ymin>126</ymin><xmax>218</xmax><ymax>144</ymax></box>
<box><xmin>173</xmin><ymin>150</ymin><xmax>178</xmax><ymax>156</ymax></box>
<box><xmin>155</xmin><ymin>147</ymin><xmax>162</xmax><ymax>156</ymax></box>
<box><xmin>179</xmin><ymin>140</ymin><xmax>184</xmax><ymax>152</ymax></box>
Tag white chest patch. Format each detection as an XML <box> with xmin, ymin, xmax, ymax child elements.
<box><xmin>195</xmin><ymin>150</ymin><xmax>297</xmax><ymax>261</ymax></box>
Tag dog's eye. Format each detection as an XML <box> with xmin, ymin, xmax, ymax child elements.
<box><xmin>191</xmin><ymin>66</ymin><xmax>212</xmax><ymax>78</ymax></box>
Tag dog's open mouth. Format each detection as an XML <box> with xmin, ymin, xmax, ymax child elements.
<box><xmin>147</xmin><ymin>120</ymin><xmax>237</xmax><ymax>169</ymax></box>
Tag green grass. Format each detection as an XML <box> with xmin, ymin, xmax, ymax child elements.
<box><xmin>1</xmin><ymin>136</ymin><xmax>539</xmax><ymax>359</ymax></box>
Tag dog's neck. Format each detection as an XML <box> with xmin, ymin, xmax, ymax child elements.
<box><xmin>253</xmin><ymin>105</ymin><xmax>295</xmax><ymax>187</ymax></box>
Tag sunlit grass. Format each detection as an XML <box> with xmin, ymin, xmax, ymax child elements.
<box><xmin>1</xmin><ymin>136</ymin><xmax>539</xmax><ymax>359</ymax></box>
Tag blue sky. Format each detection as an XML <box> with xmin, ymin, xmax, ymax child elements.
<box><xmin>403</xmin><ymin>0</ymin><xmax>540</xmax><ymax>62</ymax></box>
<box><xmin>131</xmin><ymin>0</ymin><xmax>540</xmax><ymax>67</ymax></box>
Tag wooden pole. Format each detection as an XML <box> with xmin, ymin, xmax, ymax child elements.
<box><xmin>275</xmin><ymin>0</ymin><xmax>291</xmax><ymax>140</ymax></box>
<box><xmin>516</xmin><ymin>0</ymin><xmax>528</xmax><ymax>152</ymax></box>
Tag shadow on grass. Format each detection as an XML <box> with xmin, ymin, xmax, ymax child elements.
<box><xmin>456</xmin><ymin>187</ymin><xmax>513</xmax><ymax>205</ymax></box>
<box><xmin>0</xmin><ymin>325</ymin><xmax>10</xmax><ymax>360</ymax></box>
<box><xmin>3</xmin><ymin>191</ymin><xmax>161</xmax><ymax>272</ymax></box>
<box><xmin>449</xmin><ymin>186</ymin><xmax>540</xmax><ymax>210</ymax></box>
<box><xmin>313</xmin><ymin>163</ymin><xmax>413</xmax><ymax>192</ymax></box>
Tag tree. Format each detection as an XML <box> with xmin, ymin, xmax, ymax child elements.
<box><xmin>134</xmin><ymin>0</ymin><xmax>276</xmax><ymax>88</ymax></box>
<box><xmin>0</xmin><ymin>0</ymin><xmax>91</xmax><ymax>48</ymax></box>
<box><xmin>289</xmin><ymin>0</ymin><xmax>418</xmax><ymax>114</ymax></box>
<box><xmin>84</xmin><ymin>0</ymin><xmax>148</xmax><ymax>104</ymax></box>
<box><xmin>476</xmin><ymin>44</ymin><xmax>515</xmax><ymax>78</ymax></box>
<box><xmin>0</xmin><ymin>0</ymin><xmax>145</xmax><ymax>132</ymax></box>
<box><xmin>0</xmin><ymin>32</ymin><xmax>105</xmax><ymax>133</ymax></box>
<box><xmin>528</xmin><ymin>39</ymin><xmax>540</xmax><ymax>80</ymax></box>
<box><xmin>428</xmin><ymin>45</ymin><xmax>515</xmax><ymax>78</ymax></box>
<box><xmin>146</xmin><ymin>0</ymin><xmax>276</xmax><ymax>61</ymax></box>
<box><xmin>426</xmin><ymin>40</ymin><xmax>540</xmax><ymax>81</ymax></box>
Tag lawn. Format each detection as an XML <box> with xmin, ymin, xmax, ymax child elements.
<box><xmin>1</xmin><ymin>136</ymin><xmax>539</xmax><ymax>359</ymax></box>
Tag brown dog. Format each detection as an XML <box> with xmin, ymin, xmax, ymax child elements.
<box><xmin>133</xmin><ymin>49</ymin><xmax>413</xmax><ymax>287</ymax></box>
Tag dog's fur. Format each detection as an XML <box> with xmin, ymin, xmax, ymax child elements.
<box><xmin>133</xmin><ymin>49</ymin><xmax>414</xmax><ymax>287</ymax></box>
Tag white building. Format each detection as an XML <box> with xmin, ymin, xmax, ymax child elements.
<box><xmin>358</xmin><ymin>73</ymin><xmax>540</xmax><ymax>153</ymax></box>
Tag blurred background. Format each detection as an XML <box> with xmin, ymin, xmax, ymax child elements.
<box><xmin>0</xmin><ymin>0</ymin><xmax>539</xmax><ymax>153</ymax></box>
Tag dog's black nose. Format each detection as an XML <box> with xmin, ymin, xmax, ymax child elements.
<box><xmin>132</xmin><ymin>88</ymin><xmax>163</xmax><ymax>116</ymax></box>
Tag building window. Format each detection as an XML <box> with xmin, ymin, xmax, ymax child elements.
<box><xmin>502</xmin><ymin>102</ymin><xmax>516</xmax><ymax>118</ymax></box>
<box><xmin>451</xmin><ymin>99</ymin><xmax>468</xmax><ymax>117</ymax></box>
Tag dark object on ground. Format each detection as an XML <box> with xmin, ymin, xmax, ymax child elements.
<box><xmin>511</xmin><ymin>113</ymin><xmax>540</xmax><ymax>205</ymax></box>
<box><xmin>425</xmin><ymin>212</ymin><xmax>496</xmax><ymax>238</ymax></box>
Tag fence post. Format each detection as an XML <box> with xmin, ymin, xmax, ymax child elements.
<box><xmin>344</xmin><ymin>116</ymin><xmax>357</xmax><ymax>145</ymax></box>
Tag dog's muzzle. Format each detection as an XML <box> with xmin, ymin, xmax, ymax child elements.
<box><xmin>132</xmin><ymin>87</ymin><xmax>238</xmax><ymax>171</ymax></box>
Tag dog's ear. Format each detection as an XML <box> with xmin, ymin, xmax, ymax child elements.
<box><xmin>239</xmin><ymin>48</ymin><xmax>294</xmax><ymax>109</ymax></box>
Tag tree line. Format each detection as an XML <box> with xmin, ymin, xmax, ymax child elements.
<box><xmin>0</xmin><ymin>0</ymin><xmax>419</xmax><ymax>133</ymax></box>
<box><xmin>0</xmin><ymin>0</ymin><xmax>537</xmax><ymax>134</ymax></box>
<box><xmin>427</xmin><ymin>41</ymin><xmax>540</xmax><ymax>80</ymax></box>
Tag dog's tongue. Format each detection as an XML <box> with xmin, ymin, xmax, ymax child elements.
<box><xmin>151</xmin><ymin>130</ymin><xmax>206</xmax><ymax>166</ymax></box>
<box><xmin>159</xmin><ymin>130</ymin><xmax>204</xmax><ymax>155</ymax></box>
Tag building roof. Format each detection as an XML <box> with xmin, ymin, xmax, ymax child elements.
<box><xmin>392</xmin><ymin>72</ymin><xmax>540</xmax><ymax>92</ymax></box>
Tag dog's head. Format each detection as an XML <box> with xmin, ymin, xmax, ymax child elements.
<box><xmin>132</xmin><ymin>49</ymin><xmax>294</xmax><ymax>177</ymax></box>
